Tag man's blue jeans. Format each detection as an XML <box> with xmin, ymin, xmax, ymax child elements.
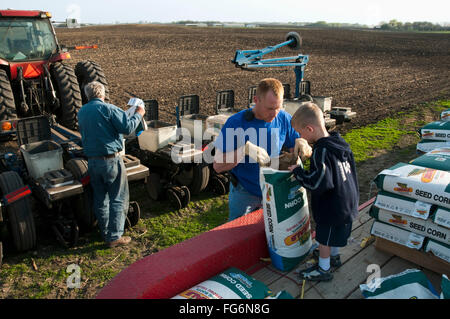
<box><xmin>88</xmin><ymin>156</ymin><xmax>129</xmax><ymax>242</ymax></box>
<box><xmin>228</xmin><ymin>182</ymin><xmax>262</xmax><ymax>222</ymax></box>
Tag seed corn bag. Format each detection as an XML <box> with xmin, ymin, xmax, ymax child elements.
<box><xmin>172</xmin><ymin>267</ymin><xmax>272</xmax><ymax>299</ymax></box>
<box><xmin>360</xmin><ymin>269</ymin><xmax>439</xmax><ymax>299</ymax></box>
<box><xmin>260</xmin><ymin>167</ymin><xmax>312</xmax><ymax>272</ymax></box>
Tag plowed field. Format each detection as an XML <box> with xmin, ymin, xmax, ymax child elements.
<box><xmin>56</xmin><ymin>24</ymin><xmax>450</xmax><ymax>130</ymax></box>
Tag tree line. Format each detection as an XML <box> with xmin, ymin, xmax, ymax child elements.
<box><xmin>378</xmin><ymin>20</ymin><xmax>449</xmax><ymax>31</ymax></box>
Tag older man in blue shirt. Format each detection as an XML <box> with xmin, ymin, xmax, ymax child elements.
<box><xmin>78</xmin><ymin>81</ymin><xmax>145</xmax><ymax>247</ymax></box>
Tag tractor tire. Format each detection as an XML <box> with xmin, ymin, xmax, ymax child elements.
<box><xmin>189</xmin><ymin>164</ymin><xmax>210</xmax><ymax>195</ymax></box>
<box><xmin>179</xmin><ymin>185</ymin><xmax>191</xmax><ymax>208</ymax></box>
<box><xmin>125</xmin><ymin>201</ymin><xmax>140</xmax><ymax>229</ymax></box>
<box><xmin>286</xmin><ymin>32</ymin><xmax>302</xmax><ymax>50</ymax></box>
<box><xmin>0</xmin><ymin>69</ymin><xmax>17</xmax><ymax>121</ymax></box>
<box><xmin>50</xmin><ymin>62</ymin><xmax>83</xmax><ymax>130</ymax></box>
<box><xmin>75</xmin><ymin>60</ymin><xmax>110</xmax><ymax>104</ymax></box>
<box><xmin>167</xmin><ymin>187</ymin><xmax>182</xmax><ymax>211</ymax></box>
<box><xmin>0</xmin><ymin>171</ymin><xmax>36</xmax><ymax>252</ymax></box>
<box><xmin>65</xmin><ymin>158</ymin><xmax>96</xmax><ymax>232</ymax></box>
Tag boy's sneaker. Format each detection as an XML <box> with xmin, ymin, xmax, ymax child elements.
<box><xmin>298</xmin><ymin>264</ymin><xmax>333</xmax><ymax>282</ymax></box>
<box><xmin>312</xmin><ymin>248</ymin><xmax>342</xmax><ymax>270</ymax></box>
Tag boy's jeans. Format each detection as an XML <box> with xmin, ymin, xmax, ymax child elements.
<box><xmin>88</xmin><ymin>156</ymin><xmax>129</xmax><ymax>242</ymax></box>
<box><xmin>228</xmin><ymin>182</ymin><xmax>262</xmax><ymax>222</ymax></box>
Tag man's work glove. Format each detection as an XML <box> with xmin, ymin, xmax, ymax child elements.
<box><xmin>294</xmin><ymin>138</ymin><xmax>312</xmax><ymax>162</ymax></box>
<box><xmin>244</xmin><ymin>141</ymin><xmax>271</xmax><ymax>166</ymax></box>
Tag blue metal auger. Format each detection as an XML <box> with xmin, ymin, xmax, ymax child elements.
<box><xmin>231</xmin><ymin>31</ymin><xmax>309</xmax><ymax>98</ymax></box>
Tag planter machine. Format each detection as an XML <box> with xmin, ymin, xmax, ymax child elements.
<box><xmin>0</xmin><ymin>115</ymin><xmax>149</xmax><ymax>265</ymax></box>
<box><xmin>232</xmin><ymin>31</ymin><xmax>355</xmax><ymax>127</ymax></box>
<box><xmin>125</xmin><ymin>95</ymin><xmax>231</xmax><ymax>211</ymax></box>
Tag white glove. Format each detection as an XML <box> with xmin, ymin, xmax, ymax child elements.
<box><xmin>294</xmin><ymin>138</ymin><xmax>312</xmax><ymax>162</ymax></box>
<box><xmin>244</xmin><ymin>141</ymin><xmax>271</xmax><ymax>166</ymax></box>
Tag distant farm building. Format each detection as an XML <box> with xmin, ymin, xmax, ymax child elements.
<box><xmin>185</xmin><ymin>23</ymin><xmax>208</xmax><ymax>27</ymax></box>
<box><xmin>66</xmin><ymin>18</ymin><xmax>80</xmax><ymax>28</ymax></box>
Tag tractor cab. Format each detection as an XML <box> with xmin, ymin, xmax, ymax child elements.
<box><xmin>0</xmin><ymin>11</ymin><xmax>58</xmax><ymax>63</ymax></box>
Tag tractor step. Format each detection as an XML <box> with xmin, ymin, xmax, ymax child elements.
<box><xmin>122</xmin><ymin>154</ymin><xmax>140</xmax><ymax>169</ymax></box>
<box><xmin>43</xmin><ymin>169</ymin><xmax>74</xmax><ymax>186</ymax></box>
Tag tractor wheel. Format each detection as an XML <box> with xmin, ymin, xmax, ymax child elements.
<box><xmin>65</xmin><ymin>158</ymin><xmax>96</xmax><ymax>232</ymax></box>
<box><xmin>179</xmin><ymin>186</ymin><xmax>191</xmax><ymax>208</ymax></box>
<box><xmin>75</xmin><ymin>60</ymin><xmax>110</xmax><ymax>104</ymax></box>
<box><xmin>0</xmin><ymin>171</ymin><xmax>36</xmax><ymax>252</ymax></box>
<box><xmin>286</xmin><ymin>32</ymin><xmax>302</xmax><ymax>50</ymax></box>
<box><xmin>167</xmin><ymin>187</ymin><xmax>182</xmax><ymax>211</ymax></box>
<box><xmin>52</xmin><ymin>219</ymin><xmax>79</xmax><ymax>248</ymax></box>
<box><xmin>125</xmin><ymin>201</ymin><xmax>140</xmax><ymax>229</ymax></box>
<box><xmin>0</xmin><ymin>69</ymin><xmax>17</xmax><ymax>121</ymax></box>
<box><xmin>50</xmin><ymin>62</ymin><xmax>83</xmax><ymax>130</ymax></box>
<box><xmin>189</xmin><ymin>164</ymin><xmax>210</xmax><ymax>195</ymax></box>
<box><xmin>209</xmin><ymin>176</ymin><xmax>225</xmax><ymax>195</ymax></box>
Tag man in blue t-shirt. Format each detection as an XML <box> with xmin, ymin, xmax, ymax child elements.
<box><xmin>213</xmin><ymin>78</ymin><xmax>305</xmax><ymax>221</ymax></box>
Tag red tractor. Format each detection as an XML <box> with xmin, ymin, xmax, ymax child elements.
<box><xmin>0</xmin><ymin>9</ymin><xmax>109</xmax><ymax>130</ymax></box>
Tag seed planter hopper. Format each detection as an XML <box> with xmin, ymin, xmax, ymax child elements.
<box><xmin>0</xmin><ymin>115</ymin><xmax>149</xmax><ymax>259</ymax></box>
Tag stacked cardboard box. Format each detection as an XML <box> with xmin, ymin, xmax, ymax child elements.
<box><xmin>371</xmin><ymin>158</ymin><xmax>450</xmax><ymax>269</ymax></box>
<box><xmin>417</xmin><ymin>109</ymin><xmax>450</xmax><ymax>154</ymax></box>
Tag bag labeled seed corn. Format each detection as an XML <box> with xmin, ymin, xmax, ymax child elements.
<box><xmin>433</xmin><ymin>207</ymin><xmax>450</xmax><ymax>229</ymax></box>
<box><xmin>374</xmin><ymin>190</ymin><xmax>433</xmax><ymax>220</ymax></box>
<box><xmin>441</xmin><ymin>109</ymin><xmax>450</xmax><ymax>122</ymax></box>
<box><xmin>371</xmin><ymin>221</ymin><xmax>425</xmax><ymax>249</ymax></box>
<box><xmin>417</xmin><ymin>139</ymin><xmax>450</xmax><ymax>154</ymax></box>
<box><xmin>424</xmin><ymin>238</ymin><xmax>450</xmax><ymax>263</ymax></box>
<box><xmin>410</xmin><ymin>147</ymin><xmax>450</xmax><ymax>171</ymax></box>
<box><xmin>172</xmin><ymin>267</ymin><xmax>272</xmax><ymax>299</ymax></box>
<box><xmin>370</xmin><ymin>206</ymin><xmax>450</xmax><ymax>245</ymax></box>
<box><xmin>260</xmin><ymin>167</ymin><xmax>312</xmax><ymax>272</ymax></box>
<box><xmin>373</xmin><ymin>163</ymin><xmax>450</xmax><ymax>209</ymax></box>
<box><xmin>360</xmin><ymin>269</ymin><xmax>439</xmax><ymax>299</ymax></box>
<box><xmin>421</xmin><ymin>120</ymin><xmax>450</xmax><ymax>141</ymax></box>
<box><xmin>441</xmin><ymin>275</ymin><xmax>450</xmax><ymax>299</ymax></box>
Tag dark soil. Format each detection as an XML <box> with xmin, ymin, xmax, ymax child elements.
<box><xmin>55</xmin><ymin>25</ymin><xmax>450</xmax><ymax>130</ymax></box>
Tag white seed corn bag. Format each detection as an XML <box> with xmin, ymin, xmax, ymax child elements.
<box><xmin>172</xmin><ymin>267</ymin><xmax>272</xmax><ymax>299</ymax></box>
<box><xmin>260</xmin><ymin>167</ymin><xmax>312</xmax><ymax>272</ymax></box>
<box><xmin>373</xmin><ymin>163</ymin><xmax>450</xmax><ymax>209</ymax></box>
<box><xmin>421</xmin><ymin>120</ymin><xmax>450</xmax><ymax>141</ymax></box>
<box><xmin>441</xmin><ymin>109</ymin><xmax>450</xmax><ymax>122</ymax></box>
<box><xmin>360</xmin><ymin>269</ymin><xmax>439</xmax><ymax>299</ymax></box>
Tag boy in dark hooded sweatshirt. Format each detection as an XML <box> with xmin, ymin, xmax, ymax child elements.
<box><xmin>288</xmin><ymin>102</ymin><xmax>359</xmax><ymax>282</ymax></box>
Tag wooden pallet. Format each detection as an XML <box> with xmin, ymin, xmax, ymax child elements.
<box><xmin>251</xmin><ymin>201</ymin><xmax>446</xmax><ymax>299</ymax></box>
<box><xmin>374</xmin><ymin>237</ymin><xmax>450</xmax><ymax>277</ymax></box>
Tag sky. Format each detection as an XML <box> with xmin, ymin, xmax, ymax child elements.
<box><xmin>7</xmin><ymin>0</ymin><xmax>450</xmax><ymax>26</ymax></box>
